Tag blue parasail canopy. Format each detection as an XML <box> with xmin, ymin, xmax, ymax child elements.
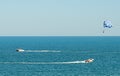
<box><xmin>103</xmin><ymin>20</ymin><xmax>112</xmax><ymax>28</ymax></box>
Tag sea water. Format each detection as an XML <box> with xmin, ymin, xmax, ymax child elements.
<box><xmin>0</xmin><ymin>36</ymin><xmax>120</xmax><ymax>76</ymax></box>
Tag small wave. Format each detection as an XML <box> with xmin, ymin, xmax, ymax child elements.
<box><xmin>24</xmin><ymin>50</ymin><xmax>61</xmax><ymax>53</ymax></box>
<box><xmin>0</xmin><ymin>61</ymin><xmax>86</xmax><ymax>65</ymax></box>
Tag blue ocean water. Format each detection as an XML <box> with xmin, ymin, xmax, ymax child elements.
<box><xmin>0</xmin><ymin>36</ymin><xmax>120</xmax><ymax>76</ymax></box>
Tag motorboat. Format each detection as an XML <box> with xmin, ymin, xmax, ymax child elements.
<box><xmin>84</xmin><ymin>58</ymin><xmax>94</xmax><ymax>63</ymax></box>
<box><xmin>16</xmin><ymin>49</ymin><xmax>24</xmax><ymax>52</ymax></box>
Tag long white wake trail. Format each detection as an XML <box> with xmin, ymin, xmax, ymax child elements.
<box><xmin>24</xmin><ymin>50</ymin><xmax>61</xmax><ymax>53</ymax></box>
<box><xmin>0</xmin><ymin>61</ymin><xmax>86</xmax><ymax>65</ymax></box>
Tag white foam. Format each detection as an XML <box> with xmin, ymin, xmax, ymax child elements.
<box><xmin>24</xmin><ymin>50</ymin><xmax>61</xmax><ymax>53</ymax></box>
<box><xmin>0</xmin><ymin>61</ymin><xmax>86</xmax><ymax>65</ymax></box>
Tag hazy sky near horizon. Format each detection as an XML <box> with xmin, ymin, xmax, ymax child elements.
<box><xmin>0</xmin><ymin>0</ymin><xmax>120</xmax><ymax>36</ymax></box>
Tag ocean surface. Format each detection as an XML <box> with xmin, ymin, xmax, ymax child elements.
<box><xmin>0</xmin><ymin>36</ymin><xmax>120</xmax><ymax>76</ymax></box>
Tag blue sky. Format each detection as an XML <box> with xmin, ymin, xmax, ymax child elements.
<box><xmin>0</xmin><ymin>0</ymin><xmax>120</xmax><ymax>36</ymax></box>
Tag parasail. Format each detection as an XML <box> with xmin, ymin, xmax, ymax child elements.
<box><xmin>103</xmin><ymin>20</ymin><xmax>112</xmax><ymax>33</ymax></box>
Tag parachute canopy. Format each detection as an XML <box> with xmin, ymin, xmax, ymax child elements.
<box><xmin>103</xmin><ymin>20</ymin><xmax>112</xmax><ymax>28</ymax></box>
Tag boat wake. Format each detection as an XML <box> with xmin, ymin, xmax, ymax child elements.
<box><xmin>0</xmin><ymin>61</ymin><xmax>86</xmax><ymax>65</ymax></box>
<box><xmin>24</xmin><ymin>50</ymin><xmax>61</xmax><ymax>53</ymax></box>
